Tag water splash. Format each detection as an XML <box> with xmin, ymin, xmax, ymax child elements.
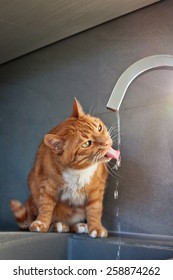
<box><xmin>114</xmin><ymin>179</ymin><xmax>120</xmax><ymax>256</ymax></box>
<box><xmin>114</xmin><ymin>180</ymin><xmax>119</xmax><ymax>199</ymax></box>
<box><xmin>115</xmin><ymin>208</ymin><xmax>122</xmax><ymax>260</ymax></box>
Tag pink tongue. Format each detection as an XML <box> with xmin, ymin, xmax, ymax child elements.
<box><xmin>106</xmin><ymin>147</ymin><xmax>120</xmax><ymax>160</ymax></box>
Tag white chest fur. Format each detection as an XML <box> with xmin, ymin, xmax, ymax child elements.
<box><xmin>61</xmin><ymin>164</ymin><xmax>98</xmax><ymax>206</ymax></box>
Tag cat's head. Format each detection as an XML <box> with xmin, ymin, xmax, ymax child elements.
<box><xmin>44</xmin><ymin>98</ymin><xmax>120</xmax><ymax>169</ymax></box>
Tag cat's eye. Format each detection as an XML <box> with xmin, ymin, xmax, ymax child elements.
<box><xmin>81</xmin><ymin>140</ymin><xmax>92</xmax><ymax>148</ymax></box>
<box><xmin>98</xmin><ymin>124</ymin><xmax>102</xmax><ymax>132</ymax></box>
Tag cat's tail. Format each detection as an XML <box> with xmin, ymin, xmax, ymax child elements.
<box><xmin>10</xmin><ymin>200</ymin><xmax>31</xmax><ymax>230</ymax></box>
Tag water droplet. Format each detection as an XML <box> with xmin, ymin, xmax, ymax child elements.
<box><xmin>116</xmin><ymin>207</ymin><xmax>119</xmax><ymax>217</ymax></box>
<box><xmin>115</xmin><ymin>222</ymin><xmax>121</xmax><ymax>260</ymax></box>
<box><xmin>114</xmin><ymin>190</ymin><xmax>119</xmax><ymax>199</ymax></box>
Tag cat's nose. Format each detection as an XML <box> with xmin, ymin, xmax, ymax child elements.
<box><xmin>103</xmin><ymin>142</ymin><xmax>109</xmax><ymax>146</ymax></box>
<box><xmin>98</xmin><ymin>140</ymin><xmax>110</xmax><ymax>146</ymax></box>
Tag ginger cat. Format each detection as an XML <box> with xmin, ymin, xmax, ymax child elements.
<box><xmin>10</xmin><ymin>98</ymin><xmax>120</xmax><ymax>238</ymax></box>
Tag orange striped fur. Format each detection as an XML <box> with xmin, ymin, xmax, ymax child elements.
<box><xmin>10</xmin><ymin>98</ymin><xmax>114</xmax><ymax>238</ymax></box>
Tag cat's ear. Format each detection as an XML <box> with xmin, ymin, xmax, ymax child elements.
<box><xmin>44</xmin><ymin>134</ymin><xmax>64</xmax><ymax>154</ymax></box>
<box><xmin>71</xmin><ymin>97</ymin><xmax>84</xmax><ymax>118</ymax></box>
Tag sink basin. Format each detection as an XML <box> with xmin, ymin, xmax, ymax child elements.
<box><xmin>1</xmin><ymin>232</ymin><xmax>173</xmax><ymax>260</ymax></box>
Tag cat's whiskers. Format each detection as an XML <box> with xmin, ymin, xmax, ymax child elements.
<box><xmin>109</xmin><ymin>124</ymin><xmax>118</xmax><ymax>133</ymax></box>
<box><xmin>88</xmin><ymin>101</ymin><xmax>97</xmax><ymax>116</ymax></box>
<box><xmin>103</xmin><ymin>162</ymin><xmax>118</xmax><ymax>180</ymax></box>
<box><xmin>109</xmin><ymin>129</ymin><xmax>118</xmax><ymax>139</ymax></box>
<box><xmin>106</xmin><ymin>162</ymin><xmax>121</xmax><ymax>179</ymax></box>
<box><xmin>93</xmin><ymin>152</ymin><xmax>100</xmax><ymax>164</ymax></box>
<box><xmin>111</xmin><ymin>134</ymin><xmax>118</xmax><ymax>142</ymax></box>
<box><xmin>92</xmin><ymin>149</ymin><xmax>120</xmax><ymax>179</ymax></box>
<box><xmin>109</xmin><ymin>127</ymin><xmax>118</xmax><ymax>135</ymax></box>
<box><xmin>109</xmin><ymin>127</ymin><xmax>118</xmax><ymax>139</ymax></box>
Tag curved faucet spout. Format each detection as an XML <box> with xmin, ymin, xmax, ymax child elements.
<box><xmin>106</xmin><ymin>55</ymin><xmax>173</xmax><ymax>111</ymax></box>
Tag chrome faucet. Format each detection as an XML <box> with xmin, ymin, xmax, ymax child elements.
<box><xmin>106</xmin><ymin>55</ymin><xmax>173</xmax><ymax>111</ymax></box>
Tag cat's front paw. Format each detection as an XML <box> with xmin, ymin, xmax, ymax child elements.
<box><xmin>70</xmin><ymin>223</ymin><xmax>88</xmax><ymax>234</ymax></box>
<box><xmin>88</xmin><ymin>225</ymin><xmax>108</xmax><ymax>238</ymax></box>
<box><xmin>29</xmin><ymin>220</ymin><xmax>48</xmax><ymax>232</ymax></box>
<box><xmin>52</xmin><ymin>222</ymin><xmax>70</xmax><ymax>233</ymax></box>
